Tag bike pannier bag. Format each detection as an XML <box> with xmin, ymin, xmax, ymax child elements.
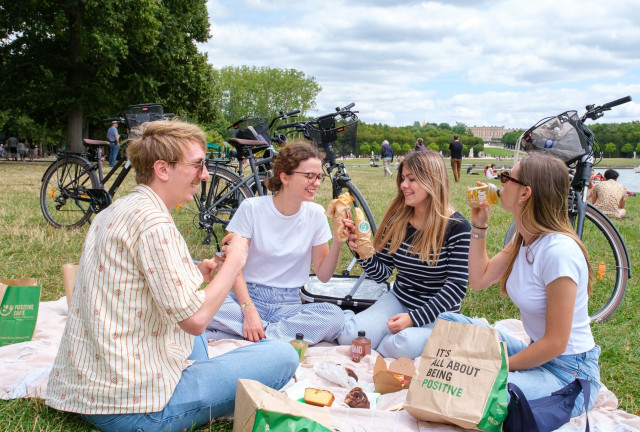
<box><xmin>0</xmin><ymin>278</ymin><xmax>41</xmax><ymax>347</ymax></box>
<box><xmin>403</xmin><ymin>319</ymin><xmax>509</xmax><ymax>431</ymax></box>
<box><xmin>521</xmin><ymin>111</ymin><xmax>590</xmax><ymax>163</ymax></box>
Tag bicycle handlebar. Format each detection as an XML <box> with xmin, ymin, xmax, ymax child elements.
<box><xmin>102</xmin><ymin>117</ymin><xmax>126</xmax><ymax>124</ymax></box>
<box><xmin>582</xmin><ymin>95</ymin><xmax>632</xmax><ymax>122</ymax></box>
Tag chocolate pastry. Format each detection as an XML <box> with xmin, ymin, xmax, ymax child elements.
<box><xmin>344</xmin><ymin>386</ymin><xmax>370</xmax><ymax>409</ymax></box>
<box><xmin>345</xmin><ymin>367</ymin><xmax>358</xmax><ymax>382</ymax></box>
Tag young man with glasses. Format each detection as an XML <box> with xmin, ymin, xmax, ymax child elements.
<box><xmin>47</xmin><ymin>119</ymin><xmax>298</xmax><ymax>432</ymax></box>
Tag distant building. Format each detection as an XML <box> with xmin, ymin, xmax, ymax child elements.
<box><xmin>469</xmin><ymin>126</ymin><xmax>514</xmax><ymax>144</ymax></box>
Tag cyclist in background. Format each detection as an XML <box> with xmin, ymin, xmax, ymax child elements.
<box><xmin>46</xmin><ymin>119</ymin><xmax>297</xmax><ymax>432</ymax></box>
<box><xmin>439</xmin><ymin>152</ymin><xmax>600</xmax><ymax>419</ymax></box>
<box><xmin>107</xmin><ymin>120</ymin><xmax>120</xmax><ymax>166</ymax></box>
<box><xmin>338</xmin><ymin>150</ymin><xmax>471</xmax><ymax>359</ymax></box>
<box><xmin>207</xmin><ymin>140</ymin><xmax>347</xmax><ymax>345</ymax></box>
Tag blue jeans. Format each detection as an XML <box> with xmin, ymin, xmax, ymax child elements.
<box><xmin>108</xmin><ymin>141</ymin><xmax>119</xmax><ymax>166</ymax></box>
<box><xmin>82</xmin><ymin>333</ymin><xmax>298</xmax><ymax>432</ymax></box>
<box><xmin>338</xmin><ymin>291</ymin><xmax>436</xmax><ymax>359</ymax></box>
<box><xmin>208</xmin><ymin>284</ymin><xmax>345</xmax><ymax>344</ymax></box>
<box><xmin>438</xmin><ymin>312</ymin><xmax>601</xmax><ymax>418</ymax></box>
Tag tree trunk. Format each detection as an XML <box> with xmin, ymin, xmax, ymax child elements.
<box><xmin>67</xmin><ymin>103</ymin><xmax>84</xmax><ymax>153</ymax></box>
<box><xmin>66</xmin><ymin>5</ymin><xmax>84</xmax><ymax>154</ymax></box>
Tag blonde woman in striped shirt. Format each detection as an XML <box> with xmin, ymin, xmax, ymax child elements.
<box><xmin>338</xmin><ymin>150</ymin><xmax>471</xmax><ymax>359</ymax></box>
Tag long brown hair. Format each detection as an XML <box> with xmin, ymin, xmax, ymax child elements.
<box><xmin>374</xmin><ymin>150</ymin><xmax>452</xmax><ymax>264</ymax></box>
<box><xmin>500</xmin><ymin>152</ymin><xmax>592</xmax><ymax>294</ymax></box>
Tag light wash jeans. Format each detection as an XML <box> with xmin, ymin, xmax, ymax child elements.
<box><xmin>338</xmin><ymin>291</ymin><xmax>436</xmax><ymax>359</ymax></box>
<box><xmin>207</xmin><ymin>283</ymin><xmax>345</xmax><ymax>344</ymax></box>
<box><xmin>438</xmin><ymin>312</ymin><xmax>601</xmax><ymax>418</ymax></box>
<box><xmin>108</xmin><ymin>141</ymin><xmax>119</xmax><ymax>166</ymax></box>
<box><xmin>82</xmin><ymin>333</ymin><xmax>298</xmax><ymax>432</ymax></box>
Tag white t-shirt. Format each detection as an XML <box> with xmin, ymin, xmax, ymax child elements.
<box><xmin>227</xmin><ymin>196</ymin><xmax>332</xmax><ymax>288</ymax></box>
<box><xmin>506</xmin><ymin>233</ymin><xmax>594</xmax><ymax>355</ymax></box>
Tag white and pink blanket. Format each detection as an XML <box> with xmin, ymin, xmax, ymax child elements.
<box><xmin>1</xmin><ymin>298</ymin><xmax>638</xmax><ymax>431</ymax></box>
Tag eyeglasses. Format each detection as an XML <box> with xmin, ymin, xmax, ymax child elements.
<box><xmin>293</xmin><ymin>171</ymin><xmax>325</xmax><ymax>183</ymax></box>
<box><xmin>168</xmin><ymin>159</ymin><xmax>207</xmax><ymax>174</ymax></box>
<box><xmin>499</xmin><ymin>170</ymin><xmax>527</xmax><ymax>187</ymax></box>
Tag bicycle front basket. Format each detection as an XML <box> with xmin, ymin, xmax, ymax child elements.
<box><xmin>520</xmin><ymin>110</ymin><xmax>590</xmax><ymax>163</ymax></box>
<box><xmin>124</xmin><ymin>103</ymin><xmax>164</xmax><ymax>130</ymax></box>
<box><xmin>227</xmin><ymin>116</ymin><xmax>271</xmax><ymax>145</ymax></box>
<box><xmin>307</xmin><ymin>112</ymin><xmax>358</xmax><ymax>153</ymax></box>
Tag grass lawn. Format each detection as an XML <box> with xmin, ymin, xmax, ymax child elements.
<box><xmin>1</xmin><ymin>156</ymin><xmax>638</xmax><ymax>430</ymax></box>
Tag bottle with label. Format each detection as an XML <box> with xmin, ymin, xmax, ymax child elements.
<box><xmin>290</xmin><ymin>333</ymin><xmax>308</xmax><ymax>363</ymax></box>
<box><xmin>351</xmin><ymin>330</ymin><xmax>371</xmax><ymax>363</ymax></box>
<box><xmin>467</xmin><ymin>183</ymin><xmax>501</xmax><ymax>208</ymax></box>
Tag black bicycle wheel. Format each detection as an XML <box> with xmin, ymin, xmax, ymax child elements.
<box><xmin>580</xmin><ymin>204</ymin><xmax>629</xmax><ymax>323</ymax></box>
<box><xmin>172</xmin><ymin>165</ymin><xmax>252</xmax><ymax>260</ymax></box>
<box><xmin>40</xmin><ymin>156</ymin><xmax>98</xmax><ymax>228</ymax></box>
<box><xmin>502</xmin><ymin>204</ymin><xmax>629</xmax><ymax>322</ymax></box>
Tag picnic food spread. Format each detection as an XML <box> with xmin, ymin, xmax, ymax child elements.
<box><xmin>344</xmin><ymin>386</ymin><xmax>370</xmax><ymax>409</ymax></box>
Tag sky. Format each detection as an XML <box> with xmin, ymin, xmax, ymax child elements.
<box><xmin>198</xmin><ymin>0</ymin><xmax>640</xmax><ymax>129</ymax></box>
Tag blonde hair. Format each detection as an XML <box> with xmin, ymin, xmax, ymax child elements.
<box><xmin>500</xmin><ymin>152</ymin><xmax>592</xmax><ymax>294</ymax></box>
<box><xmin>374</xmin><ymin>150</ymin><xmax>452</xmax><ymax>264</ymax></box>
<box><xmin>127</xmin><ymin>119</ymin><xmax>206</xmax><ymax>185</ymax></box>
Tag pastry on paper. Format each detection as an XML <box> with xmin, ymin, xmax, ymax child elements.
<box><xmin>353</xmin><ymin>207</ymin><xmax>375</xmax><ymax>259</ymax></box>
<box><xmin>325</xmin><ymin>191</ymin><xmax>352</xmax><ymax>242</ymax></box>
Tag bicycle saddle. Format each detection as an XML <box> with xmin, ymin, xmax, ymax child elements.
<box><xmin>83</xmin><ymin>138</ymin><xmax>110</xmax><ymax>146</ymax></box>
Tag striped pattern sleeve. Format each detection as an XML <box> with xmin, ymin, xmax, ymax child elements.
<box><xmin>360</xmin><ymin>212</ymin><xmax>471</xmax><ymax>327</ymax></box>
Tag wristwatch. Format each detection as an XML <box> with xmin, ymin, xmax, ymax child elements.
<box><xmin>471</xmin><ymin>231</ymin><xmax>487</xmax><ymax>239</ymax></box>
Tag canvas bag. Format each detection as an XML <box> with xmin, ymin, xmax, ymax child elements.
<box><xmin>403</xmin><ymin>319</ymin><xmax>509</xmax><ymax>432</ymax></box>
<box><xmin>503</xmin><ymin>378</ymin><xmax>591</xmax><ymax>432</ymax></box>
<box><xmin>0</xmin><ymin>278</ymin><xmax>41</xmax><ymax>347</ymax></box>
<box><xmin>233</xmin><ymin>379</ymin><xmax>334</xmax><ymax>432</ymax></box>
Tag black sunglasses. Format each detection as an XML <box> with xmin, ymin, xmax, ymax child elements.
<box><xmin>499</xmin><ymin>170</ymin><xmax>527</xmax><ymax>187</ymax></box>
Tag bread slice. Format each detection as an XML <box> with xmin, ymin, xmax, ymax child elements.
<box><xmin>304</xmin><ymin>387</ymin><xmax>335</xmax><ymax>407</ymax></box>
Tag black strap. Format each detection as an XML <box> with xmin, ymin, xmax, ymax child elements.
<box><xmin>577</xmin><ymin>378</ymin><xmax>591</xmax><ymax>432</ymax></box>
<box><xmin>508</xmin><ymin>383</ymin><xmax>540</xmax><ymax>432</ymax></box>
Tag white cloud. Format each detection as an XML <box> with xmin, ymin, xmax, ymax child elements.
<box><xmin>200</xmin><ymin>0</ymin><xmax>640</xmax><ymax>128</ymax></box>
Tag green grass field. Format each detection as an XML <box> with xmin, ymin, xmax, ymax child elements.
<box><xmin>1</xmin><ymin>158</ymin><xmax>638</xmax><ymax>430</ymax></box>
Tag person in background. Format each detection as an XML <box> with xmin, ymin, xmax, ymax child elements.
<box><xmin>207</xmin><ymin>141</ymin><xmax>346</xmax><ymax>345</ymax></box>
<box><xmin>107</xmin><ymin>121</ymin><xmax>120</xmax><ymax>166</ymax></box>
<box><xmin>485</xmin><ymin>163</ymin><xmax>499</xmax><ymax>179</ymax></box>
<box><xmin>466</xmin><ymin>163</ymin><xmax>478</xmax><ymax>175</ymax></box>
<box><xmin>415</xmin><ymin>137</ymin><xmax>427</xmax><ymax>151</ymax></box>
<box><xmin>439</xmin><ymin>152</ymin><xmax>600</xmax><ymax>419</ymax></box>
<box><xmin>46</xmin><ymin>119</ymin><xmax>298</xmax><ymax>432</ymax></box>
<box><xmin>449</xmin><ymin>135</ymin><xmax>463</xmax><ymax>182</ymax></box>
<box><xmin>592</xmin><ymin>169</ymin><xmax>627</xmax><ymax>218</ymax></box>
<box><xmin>7</xmin><ymin>134</ymin><xmax>18</xmax><ymax>161</ymax></box>
<box><xmin>338</xmin><ymin>150</ymin><xmax>471</xmax><ymax>359</ymax></box>
<box><xmin>381</xmin><ymin>139</ymin><xmax>394</xmax><ymax>177</ymax></box>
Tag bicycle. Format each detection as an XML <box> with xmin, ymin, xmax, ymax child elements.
<box><xmin>172</xmin><ymin>103</ymin><xmax>378</xmax><ymax>279</ymax></box>
<box><xmin>40</xmin><ymin>103</ymin><xmax>170</xmax><ymax>228</ymax></box>
<box><xmin>505</xmin><ymin>96</ymin><xmax>632</xmax><ymax>323</ymax></box>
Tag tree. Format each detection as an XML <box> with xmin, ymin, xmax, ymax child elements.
<box><xmin>216</xmin><ymin>66</ymin><xmax>321</xmax><ymax>129</ymax></box>
<box><xmin>636</xmin><ymin>142</ymin><xmax>640</xmax><ymax>154</ymax></box>
<box><xmin>359</xmin><ymin>143</ymin><xmax>371</xmax><ymax>157</ymax></box>
<box><xmin>604</xmin><ymin>142</ymin><xmax>617</xmax><ymax>157</ymax></box>
<box><xmin>0</xmin><ymin>0</ymin><xmax>218</xmax><ymax>152</ymax></box>
<box><xmin>621</xmin><ymin>143</ymin><xmax>634</xmax><ymax>157</ymax></box>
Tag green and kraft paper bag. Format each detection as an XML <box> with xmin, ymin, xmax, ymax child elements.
<box><xmin>403</xmin><ymin>319</ymin><xmax>509</xmax><ymax>432</ymax></box>
<box><xmin>0</xmin><ymin>278</ymin><xmax>41</xmax><ymax>347</ymax></box>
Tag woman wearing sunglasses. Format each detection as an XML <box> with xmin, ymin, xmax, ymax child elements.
<box><xmin>337</xmin><ymin>150</ymin><xmax>471</xmax><ymax>359</ymax></box>
<box><xmin>439</xmin><ymin>152</ymin><xmax>600</xmax><ymax>418</ymax></box>
<box><xmin>206</xmin><ymin>141</ymin><xmax>346</xmax><ymax>344</ymax></box>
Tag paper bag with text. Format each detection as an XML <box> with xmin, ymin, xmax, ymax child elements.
<box><xmin>0</xmin><ymin>278</ymin><xmax>41</xmax><ymax>347</ymax></box>
<box><xmin>403</xmin><ymin>319</ymin><xmax>509</xmax><ymax>432</ymax></box>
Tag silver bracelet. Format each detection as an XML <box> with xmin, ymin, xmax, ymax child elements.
<box><xmin>471</xmin><ymin>231</ymin><xmax>487</xmax><ymax>239</ymax></box>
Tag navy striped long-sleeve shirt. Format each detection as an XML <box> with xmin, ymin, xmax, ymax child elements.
<box><xmin>359</xmin><ymin>212</ymin><xmax>471</xmax><ymax>327</ymax></box>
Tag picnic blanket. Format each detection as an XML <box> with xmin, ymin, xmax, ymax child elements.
<box><xmin>1</xmin><ymin>298</ymin><xmax>639</xmax><ymax>432</ymax></box>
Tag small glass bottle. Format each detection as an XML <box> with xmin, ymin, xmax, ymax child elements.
<box><xmin>351</xmin><ymin>330</ymin><xmax>371</xmax><ymax>363</ymax></box>
<box><xmin>597</xmin><ymin>261</ymin><xmax>606</xmax><ymax>279</ymax></box>
<box><xmin>290</xmin><ymin>333</ymin><xmax>308</xmax><ymax>363</ymax></box>
<box><xmin>467</xmin><ymin>183</ymin><xmax>501</xmax><ymax>208</ymax></box>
